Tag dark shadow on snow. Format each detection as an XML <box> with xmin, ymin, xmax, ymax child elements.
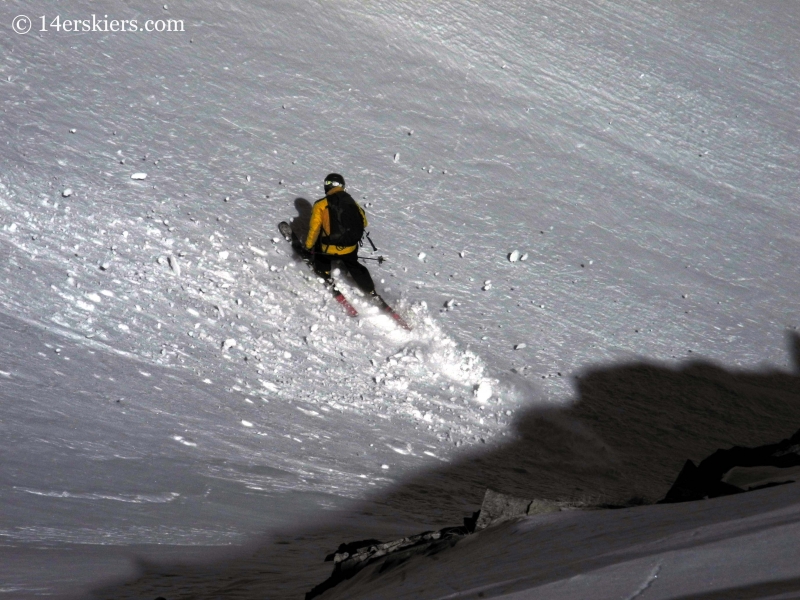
<box><xmin>665</xmin><ymin>575</ymin><xmax>800</xmax><ymax>600</ymax></box>
<box><xmin>291</xmin><ymin>197</ymin><xmax>314</xmax><ymax>242</ymax></box>
<box><xmin>88</xmin><ymin>332</ymin><xmax>800</xmax><ymax>599</ymax></box>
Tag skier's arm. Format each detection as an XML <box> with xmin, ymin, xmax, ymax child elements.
<box><xmin>305</xmin><ymin>201</ymin><xmax>324</xmax><ymax>250</ymax></box>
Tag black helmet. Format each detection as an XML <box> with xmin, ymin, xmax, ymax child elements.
<box><xmin>324</xmin><ymin>173</ymin><xmax>345</xmax><ymax>193</ymax></box>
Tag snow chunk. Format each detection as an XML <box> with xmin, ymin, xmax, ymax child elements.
<box><xmin>418</xmin><ymin>252</ymin><xmax>427</xmax><ymax>261</ymax></box>
<box><xmin>520</xmin><ymin>253</ymin><xmax>529</xmax><ymax>261</ymax></box>
<box><xmin>514</xmin><ymin>343</ymin><xmax>527</xmax><ymax>350</ymax></box>
<box><xmin>167</xmin><ymin>255</ymin><xmax>181</xmax><ymax>276</ymax></box>
<box><xmin>260</xmin><ymin>380</ymin><xmax>278</xmax><ymax>392</ymax></box>
<box><xmin>296</xmin><ymin>406</ymin><xmax>321</xmax><ymax>417</ymax></box>
<box><xmin>222</xmin><ymin>338</ymin><xmax>237</xmax><ymax>351</ymax></box>
<box><xmin>62</xmin><ymin>188</ymin><xmax>73</xmax><ymax>198</ymax></box>
<box><xmin>218</xmin><ymin>250</ymin><xmax>229</xmax><ymax>261</ymax></box>
<box><xmin>130</xmin><ymin>173</ymin><xmax>147</xmax><ymax>180</ymax></box>
<box><xmin>508</xmin><ymin>250</ymin><xmax>520</xmax><ymax>262</ymax></box>
<box><xmin>241</xmin><ymin>420</ymin><xmax>254</xmax><ymax>427</ymax></box>
<box><xmin>209</xmin><ymin>269</ymin><xmax>235</xmax><ymax>282</ymax></box>
<box><xmin>474</xmin><ymin>380</ymin><xmax>493</xmax><ymax>403</ymax></box>
<box><xmin>84</xmin><ymin>292</ymin><xmax>102</xmax><ymax>303</ymax></box>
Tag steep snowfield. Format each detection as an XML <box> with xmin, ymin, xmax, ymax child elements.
<box><xmin>1</xmin><ymin>0</ymin><xmax>799</xmax><ymax>598</ymax></box>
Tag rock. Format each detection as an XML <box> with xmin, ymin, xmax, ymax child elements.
<box><xmin>527</xmin><ymin>498</ymin><xmax>563</xmax><ymax>516</ymax></box>
<box><xmin>309</xmin><ymin>527</ymin><xmax>468</xmax><ymax>599</ymax></box>
<box><xmin>660</xmin><ymin>428</ymin><xmax>800</xmax><ymax>503</ymax></box>
<box><xmin>306</xmin><ymin>487</ymin><xmax>569</xmax><ymax>599</ymax></box>
<box><xmin>474</xmin><ymin>489</ymin><xmax>531</xmax><ymax>530</ymax></box>
<box><xmin>474</xmin><ymin>488</ymin><xmax>559</xmax><ymax>531</ymax></box>
<box><xmin>324</xmin><ymin>539</ymin><xmax>383</xmax><ymax>563</ymax></box>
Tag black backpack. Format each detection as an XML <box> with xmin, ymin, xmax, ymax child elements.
<box><xmin>322</xmin><ymin>191</ymin><xmax>365</xmax><ymax>247</ymax></box>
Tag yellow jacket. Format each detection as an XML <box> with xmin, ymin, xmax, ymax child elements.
<box><xmin>304</xmin><ymin>187</ymin><xmax>368</xmax><ymax>255</ymax></box>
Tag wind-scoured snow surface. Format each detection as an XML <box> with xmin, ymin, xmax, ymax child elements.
<box><xmin>1</xmin><ymin>0</ymin><xmax>799</xmax><ymax>598</ymax></box>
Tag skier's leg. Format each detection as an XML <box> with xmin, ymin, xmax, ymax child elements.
<box><xmin>312</xmin><ymin>253</ymin><xmax>334</xmax><ymax>285</ymax></box>
<box><xmin>341</xmin><ymin>252</ymin><xmax>376</xmax><ymax>295</ymax></box>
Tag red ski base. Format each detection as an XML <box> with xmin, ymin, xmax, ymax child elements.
<box><xmin>333</xmin><ymin>292</ymin><xmax>359</xmax><ymax>317</ymax></box>
<box><xmin>385</xmin><ymin>308</ymin><xmax>412</xmax><ymax>330</ymax></box>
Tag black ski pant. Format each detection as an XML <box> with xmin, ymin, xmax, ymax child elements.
<box><xmin>312</xmin><ymin>250</ymin><xmax>376</xmax><ymax>296</ymax></box>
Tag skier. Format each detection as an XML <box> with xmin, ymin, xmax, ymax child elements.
<box><xmin>303</xmin><ymin>173</ymin><xmax>378</xmax><ymax>297</ymax></box>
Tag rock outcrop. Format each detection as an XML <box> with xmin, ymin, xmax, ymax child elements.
<box><xmin>306</xmin><ymin>488</ymin><xmax>571</xmax><ymax>599</ymax></box>
<box><xmin>473</xmin><ymin>488</ymin><xmax>562</xmax><ymax>530</ymax></box>
<box><xmin>660</xmin><ymin>428</ymin><xmax>800</xmax><ymax>503</ymax></box>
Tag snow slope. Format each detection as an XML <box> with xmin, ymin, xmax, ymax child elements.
<box><xmin>1</xmin><ymin>0</ymin><xmax>799</xmax><ymax>597</ymax></box>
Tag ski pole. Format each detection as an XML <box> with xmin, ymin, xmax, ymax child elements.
<box><xmin>359</xmin><ymin>256</ymin><xmax>386</xmax><ymax>264</ymax></box>
<box><xmin>365</xmin><ymin>232</ymin><xmax>378</xmax><ymax>252</ymax></box>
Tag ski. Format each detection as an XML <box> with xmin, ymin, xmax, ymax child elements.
<box><xmin>371</xmin><ymin>294</ymin><xmax>412</xmax><ymax>330</ymax></box>
<box><xmin>333</xmin><ymin>292</ymin><xmax>359</xmax><ymax>317</ymax></box>
<box><xmin>278</xmin><ymin>222</ymin><xmax>359</xmax><ymax>318</ymax></box>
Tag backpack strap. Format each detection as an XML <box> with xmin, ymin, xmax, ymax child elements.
<box><xmin>319</xmin><ymin>195</ymin><xmax>338</xmax><ymax>246</ymax></box>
